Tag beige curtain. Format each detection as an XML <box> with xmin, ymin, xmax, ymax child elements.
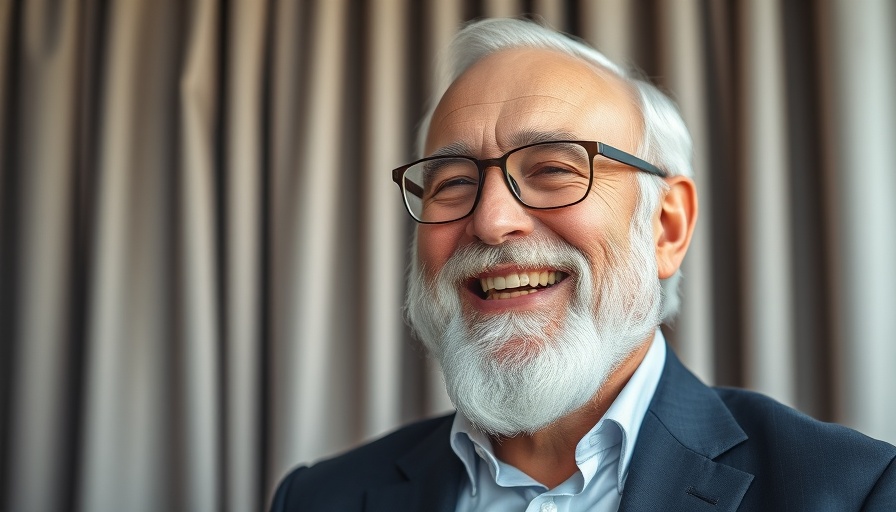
<box><xmin>1</xmin><ymin>1</ymin><xmax>894</xmax><ymax>511</ymax></box>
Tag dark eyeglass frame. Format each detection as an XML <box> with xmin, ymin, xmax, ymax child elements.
<box><xmin>391</xmin><ymin>140</ymin><xmax>668</xmax><ymax>224</ymax></box>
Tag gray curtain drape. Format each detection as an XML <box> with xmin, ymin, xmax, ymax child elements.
<box><xmin>1</xmin><ymin>1</ymin><xmax>894</xmax><ymax>511</ymax></box>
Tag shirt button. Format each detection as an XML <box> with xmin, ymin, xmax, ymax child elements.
<box><xmin>540</xmin><ymin>501</ymin><xmax>557</xmax><ymax>512</ymax></box>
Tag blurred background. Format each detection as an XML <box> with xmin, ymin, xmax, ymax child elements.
<box><xmin>1</xmin><ymin>0</ymin><xmax>894</xmax><ymax>511</ymax></box>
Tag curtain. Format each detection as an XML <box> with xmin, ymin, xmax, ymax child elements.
<box><xmin>1</xmin><ymin>1</ymin><xmax>893</xmax><ymax>511</ymax></box>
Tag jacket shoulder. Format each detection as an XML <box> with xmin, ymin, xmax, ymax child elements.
<box><xmin>270</xmin><ymin>414</ymin><xmax>454</xmax><ymax>511</ymax></box>
<box><xmin>715</xmin><ymin>386</ymin><xmax>894</xmax><ymax>459</ymax></box>
<box><xmin>713</xmin><ymin>386</ymin><xmax>896</xmax><ymax>508</ymax></box>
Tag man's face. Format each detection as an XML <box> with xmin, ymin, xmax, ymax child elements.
<box><xmin>419</xmin><ymin>48</ymin><xmax>646</xmax><ymax>326</ymax></box>
<box><xmin>406</xmin><ymin>47</ymin><xmax>662</xmax><ymax>435</ymax></box>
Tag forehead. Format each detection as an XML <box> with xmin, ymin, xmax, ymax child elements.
<box><xmin>425</xmin><ymin>48</ymin><xmax>642</xmax><ymax>157</ymax></box>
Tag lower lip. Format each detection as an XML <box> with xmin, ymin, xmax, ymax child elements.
<box><xmin>464</xmin><ymin>278</ymin><xmax>571</xmax><ymax>313</ymax></box>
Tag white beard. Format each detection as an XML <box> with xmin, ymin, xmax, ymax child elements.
<box><xmin>405</xmin><ymin>212</ymin><xmax>662</xmax><ymax>436</ymax></box>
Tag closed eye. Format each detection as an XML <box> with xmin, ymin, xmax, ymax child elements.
<box><xmin>429</xmin><ymin>176</ymin><xmax>478</xmax><ymax>198</ymax></box>
<box><xmin>533</xmin><ymin>165</ymin><xmax>578</xmax><ymax>175</ymax></box>
<box><xmin>526</xmin><ymin>163</ymin><xmax>587</xmax><ymax>179</ymax></box>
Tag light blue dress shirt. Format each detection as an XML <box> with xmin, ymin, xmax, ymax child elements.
<box><xmin>450</xmin><ymin>330</ymin><xmax>666</xmax><ymax>512</ymax></box>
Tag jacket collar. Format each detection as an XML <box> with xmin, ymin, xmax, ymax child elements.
<box><xmin>364</xmin><ymin>415</ymin><xmax>463</xmax><ymax>512</ymax></box>
<box><xmin>619</xmin><ymin>347</ymin><xmax>754</xmax><ymax>511</ymax></box>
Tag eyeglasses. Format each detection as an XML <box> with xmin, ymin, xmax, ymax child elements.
<box><xmin>391</xmin><ymin>140</ymin><xmax>667</xmax><ymax>224</ymax></box>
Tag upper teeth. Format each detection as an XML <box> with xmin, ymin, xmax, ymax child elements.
<box><xmin>480</xmin><ymin>271</ymin><xmax>559</xmax><ymax>292</ymax></box>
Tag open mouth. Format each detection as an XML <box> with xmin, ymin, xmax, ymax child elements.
<box><xmin>472</xmin><ymin>270</ymin><xmax>568</xmax><ymax>300</ymax></box>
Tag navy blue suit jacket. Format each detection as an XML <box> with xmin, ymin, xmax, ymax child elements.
<box><xmin>271</xmin><ymin>347</ymin><xmax>896</xmax><ymax>511</ymax></box>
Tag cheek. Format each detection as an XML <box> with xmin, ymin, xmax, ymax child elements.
<box><xmin>416</xmin><ymin>225</ymin><xmax>462</xmax><ymax>278</ymax></box>
<box><xmin>574</xmin><ymin>178</ymin><xmax>640</xmax><ymax>245</ymax></box>
<box><xmin>543</xmin><ymin>195</ymin><xmax>634</xmax><ymax>271</ymax></box>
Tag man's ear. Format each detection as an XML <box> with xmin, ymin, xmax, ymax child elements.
<box><xmin>654</xmin><ymin>176</ymin><xmax>698</xmax><ymax>279</ymax></box>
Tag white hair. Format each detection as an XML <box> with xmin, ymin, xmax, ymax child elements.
<box><xmin>415</xmin><ymin>18</ymin><xmax>694</xmax><ymax>322</ymax></box>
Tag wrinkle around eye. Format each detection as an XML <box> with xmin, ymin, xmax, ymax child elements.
<box><xmin>591</xmin><ymin>179</ymin><xmax>628</xmax><ymax>213</ymax></box>
<box><xmin>591</xmin><ymin>173</ymin><xmax>625</xmax><ymax>191</ymax></box>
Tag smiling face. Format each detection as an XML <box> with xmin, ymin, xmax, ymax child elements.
<box><xmin>404</xmin><ymin>48</ymin><xmax>667</xmax><ymax>436</ymax></box>
<box><xmin>418</xmin><ymin>47</ymin><xmax>645</xmax><ymax>322</ymax></box>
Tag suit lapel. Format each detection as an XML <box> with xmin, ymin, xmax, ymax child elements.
<box><xmin>619</xmin><ymin>412</ymin><xmax>753</xmax><ymax>511</ymax></box>
<box><xmin>364</xmin><ymin>415</ymin><xmax>464</xmax><ymax>512</ymax></box>
<box><xmin>620</xmin><ymin>349</ymin><xmax>754</xmax><ymax>511</ymax></box>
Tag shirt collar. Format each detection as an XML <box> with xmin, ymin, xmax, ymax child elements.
<box><xmin>595</xmin><ymin>328</ymin><xmax>666</xmax><ymax>492</ymax></box>
<box><xmin>450</xmin><ymin>328</ymin><xmax>667</xmax><ymax>495</ymax></box>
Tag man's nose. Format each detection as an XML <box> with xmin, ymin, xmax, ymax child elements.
<box><xmin>465</xmin><ymin>167</ymin><xmax>535</xmax><ymax>244</ymax></box>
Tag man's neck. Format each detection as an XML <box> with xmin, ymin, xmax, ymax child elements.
<box><xmin>490</xmin><ymin>336</ymin><xmax>654</xmax><ymax>489</ymax></box>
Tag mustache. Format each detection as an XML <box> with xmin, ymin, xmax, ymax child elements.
<box><xmin>434</xmin><ymin>236</ymin><xmax>593</xmax><ymax>286</ymax></box>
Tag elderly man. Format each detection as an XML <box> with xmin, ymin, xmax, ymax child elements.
<box><xmin>272</xmin><ymin>18</ymin><xmax>895</xmax><ymax>511</ymax></box>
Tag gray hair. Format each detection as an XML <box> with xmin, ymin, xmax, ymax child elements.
<box><xmin>416</xmin><ymin>18</ymin><xmax>694</xmax><ymax>322</ymax></box>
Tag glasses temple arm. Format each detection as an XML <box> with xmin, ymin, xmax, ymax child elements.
<box><xmin>598</xmin><ymin>143</ymin><xmax>667</xmax><ymax>178</ymax></box>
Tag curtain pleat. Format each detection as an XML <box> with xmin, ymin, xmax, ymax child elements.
<box><xmin>8</xmin><ymin>2</ymin><xmax>80</xmax><ymax>511</ymax></box>
<box><xmin>484</xmin><ymin>0</ymin><xmax>522</xmax><ymax>19</ymax></box>
<box><xmin>580</xmin><ymin>0</ymin><xmax>634</xmax><ymax>65</ymax></box>
<box><xmin>2</xmin><ymin>1</ymin><xmax>895</xmax><ymax>511</ymax></box>
<box><xmin>739</xmin><ymin>0</ymin><xmax>797</xmax><ymax>406</ymax></box>
<box><xmin>221</xmin><ymin>1</ymin><xmax>269</xmax><ymax>510</ymax></box>
<box><xmin>267</xmin><ymin>0</ymin><xmax>307</xmax><ymax>502</ymax></box>
<box><xmin>80</xmin><ymin>1</ymin><xmax>185</xmax><ymax>509</ymax></box>
<box><xmin>0</xmin><ymin>2</ymin><xmax>15</xmax><ymax>507</ymax></box>
<box><xmin>824</xmin><ymin>0</ymin><xmax>896</xmax><ymax>443</ymax></box>
<box><xmin>361</xmin><ymin>0</ymin><xmax>408</xmax><ymax>440</ymax></box>
<box><xmin>531</xmin><ymin>0</ymin><xmax>566</xmax><ymax>28</ymax></box>
<box><xmin>702</xmin><ymin>0</ymin><xmax>747</xmax><ymax>389</ymax></box>
<box><xmin>178</xmin><ymin>0</ymin><xmax>222</xmax><ymax>509</ymax></box>
<box><xmin>287</xmin><ymin>0</ymin><xmax>350</xmax><ymax>472</ymax></box>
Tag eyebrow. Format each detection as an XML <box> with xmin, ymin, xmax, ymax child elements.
<box><xmin>505</xmin><ymin>129</ymin><xmax>581</xmax><ymax>148</ymax></box>
<box><xmin>428</xmin><ymin>141</ymin><xmax>477</xmax><ymax>158</ymax></box>
<box><xmin>427</xmin><ymin>129</ymin><xmax>582</xmax><ymax>159</ymax></box>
